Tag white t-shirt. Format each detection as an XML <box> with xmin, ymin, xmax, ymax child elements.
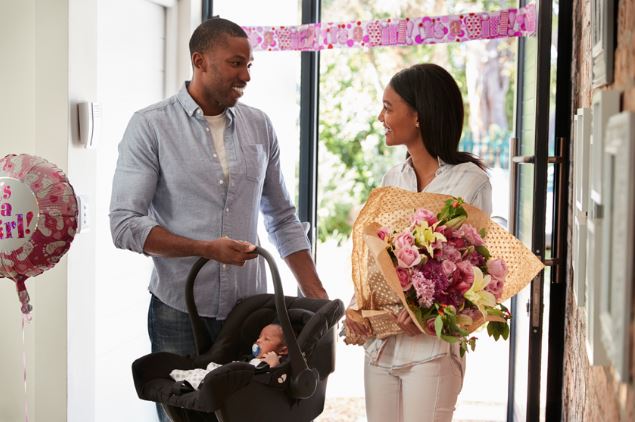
<box><xmin>205</xmin><ymin>112</ymin><xmax>228</xmax><ymax>181</ymax></box>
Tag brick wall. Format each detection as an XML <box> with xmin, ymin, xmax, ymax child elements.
<box><xmin>563</xmin><ymin>0</ymin><xmax>635</xmax><ymax>420</ymax></box>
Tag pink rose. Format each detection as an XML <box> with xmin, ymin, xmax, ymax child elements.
<box><xmin>396</xmin><ymin>268</ymin><xmax>411</xmax><ymax>290</ymax></box>
<box><xmin>377</xmin><ymin>226</ymin><xmax>390</xmax><ymax>241</ymax></box>
<box><xmin>396</xmin><ymin>246</ymin><xmax>422</xmax><ymax>268</ymax></box>
<box><xmin>454</xmin><ymin>260</ymin><xmax>475</xmax><ymax>294</ymax></box>
<box><xmin>486</xmin><ymin>258</ymin><xmax>508</xmax><ymax>281</ymax></box>
<box><xmin>438</xmin><ymin>244</ymin><xmax>461</xmax><ymax>262</ymax></box>
<box><xmin>485</xmin><ymin>278</ymin><xmax>504</xmax><ymax>300</ymax></box>
<box><xmin>455</xmin><ymin>224</ymin><xmax>484</xmax><ymax>246</ymax></box>
<box><xmin>411</xmin><ymin>208</ymin><xmax>438</xmax><ymax>226</ymax></box>
<box><xmin>394</xmin><ymin>231</ymin><xmax>415</xmax><ymax>249</ymax></box>
<box><xmin>447</xmin><ymin>237</ymin><xmax>466</xmax><ymax>249</ymax></box>
<box><xmin>424</xmin><ymin>317</ymin><xmax>437</xmax><ymax>335</ymax></box>
<box><xmin>441</xmin><ymin>260</ymin><xmax>457</xmax><ymax>276</ymax></box>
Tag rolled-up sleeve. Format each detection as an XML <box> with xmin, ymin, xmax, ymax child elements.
<box><xmin>259</xmin><ymin>115</ymin><xmax>310</xmax><ymax>258</ymax></box>
<box><xmin>109</xmin><ymin>112</ymin><xmax>160</xmax><ymax>254</ymax></box>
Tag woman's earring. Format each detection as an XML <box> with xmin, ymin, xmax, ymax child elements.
<box><xmin>415</xmin><ymin>121</ymin><xmax>420</xmax><ymax>128</ymax></box>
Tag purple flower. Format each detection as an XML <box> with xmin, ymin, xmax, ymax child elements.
<box><xmin>447</xmin><ymin>236</ymin><xmax>466</xmax><ymax>249</ymax></box>
<box><xmin>466</xmin><ymin>250</ymin><xmax>485</xmax><ymax>266</ymax></box>
<box><xmin>411</xmin><ymin>271</ymin><xmax>435</xmax><ymax>308</ymax></box>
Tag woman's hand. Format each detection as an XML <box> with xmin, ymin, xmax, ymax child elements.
<box><xmin>396</xmin><ymin>308</ymin><xmax>421</xmax><ymax>336</ymax></box>
<box><xmin>344</xmin><ymin>317</ymin><xmax>371</xmax><ymax>338</ymax></box>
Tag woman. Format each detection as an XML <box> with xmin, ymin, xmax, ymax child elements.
<box><xmin>345</xmin><ymin>63</ymin><xmax>492</xmax><ymax>422</ymax></box>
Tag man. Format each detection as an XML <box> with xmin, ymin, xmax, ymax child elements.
<box><xmin>109</xmin><ymin>16</ymin><xmax>327</xmax><ymax>421</ymax></box>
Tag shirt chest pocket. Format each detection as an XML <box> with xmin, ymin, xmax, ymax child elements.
<box><xmin>242</xmin><ymin>144</ymin><xmax>268</xmax><ymax>182</ymax></box>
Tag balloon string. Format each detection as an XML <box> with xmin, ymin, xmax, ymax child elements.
<box><xmin>22</xmin><ymin>316</ymin><xmax>30</xmax><ymax>422</ymax></box>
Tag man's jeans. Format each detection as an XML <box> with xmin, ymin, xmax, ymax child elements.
<box><xmin>148</xmin><ymin>294</ymin><xmax>224</xmax><ymax>422</ymax></box>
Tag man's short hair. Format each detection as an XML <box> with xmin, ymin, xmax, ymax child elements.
<box><xmin>189</xmin><ymin>17</ymin><xmax>248</xmax><ymax>56</ymax></box>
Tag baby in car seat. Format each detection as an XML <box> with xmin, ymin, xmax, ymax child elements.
<box><xmin>170</xmin><ymin>323</ymin><xmax>288</xmax><ymax>390</ymax></box>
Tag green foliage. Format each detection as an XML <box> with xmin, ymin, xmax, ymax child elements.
<box><xmin>317</xmin><ymin>0</ymin><xmax>517</xmax><ymax>243</ymax></box>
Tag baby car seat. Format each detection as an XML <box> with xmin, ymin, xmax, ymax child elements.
<box><xmin>131</xmin><ymin>247</ymin><xmax>344</xmax><ymax>422</ymax></box>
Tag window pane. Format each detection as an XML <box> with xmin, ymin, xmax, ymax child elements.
<box><xmin>213</xmin><ymin>1</ymin><xmax>303</xmax><ymax>294</ymax></box>
<box><xmin>317</xmin><ymin>1</ymin><xmax>517</xmax><ymax>419</ymax></box>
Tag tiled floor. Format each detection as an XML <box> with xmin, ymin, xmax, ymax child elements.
<box><xmin>315</xmin><ymin>397</ymin><xmax>506</xmax><ymax>422</ymax></box>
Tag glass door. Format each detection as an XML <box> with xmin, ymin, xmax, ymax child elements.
<box><xmin>315</xmin><ymin>1</ymin><xmax>518</xmax><ymax>420</ymax></box>
<box><xmin>210</xmin><ymin>0</ymin><xmax>304</xmax><ymax>295</ymax></box>
<box><xmin>507</xmin><ymin>0</ymin><xmax>567</xmax><ymax>420</ymax></box>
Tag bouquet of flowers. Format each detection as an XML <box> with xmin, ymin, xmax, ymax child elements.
<box><xmin>345</xmin><ymin>187</ymin><xmax>544</xmax><ymax>355</ymax></box>
<box><xmin>377</xmin><ymin>197</ymin><xmax>510</xmax><ymax>355</ymax></box>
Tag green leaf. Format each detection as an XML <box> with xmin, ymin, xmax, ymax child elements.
<box><xmin>440</xmin><ymin>334</ymin><xmax>459</xmax><ymax>344</ymax></box>
<box><xmin>459</xmin><ymin>343</ymin><xmax>467</xmax><ymax>357</ymax></box>
<box><xmin>445</xmin><ymin>215</ymin><xmax>467</xmax><ymax>229</ymax></box>
<box><xmin>434</xmin><ymin>316</ymin><xmax>443</xmax><ymax>337</ymax></box>
<box><xmin>476</xmin><ymin>245</ymin><xmax>491</xmax><ymax>260</ymax></box>
<box><xmin>501</xmin><ymin>323</ymin><xmax>510</xmax><ymax>340</ymax></box>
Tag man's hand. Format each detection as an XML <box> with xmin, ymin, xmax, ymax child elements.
<box><xmin>143</xmin><ymin>226</ymin><xmax>256</xmax><ymax>266</ymax></box>
<box><xmin>205</xmin><ymin>237</ymin><xmax>257</xmax><ymax>266</ymax></box>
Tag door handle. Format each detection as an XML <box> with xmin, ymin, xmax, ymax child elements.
<box><xmin>510</xmin><ymin>137</ymin><xmax>567</xmax><ymax>279</ymax></box>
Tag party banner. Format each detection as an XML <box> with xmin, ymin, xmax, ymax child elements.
<box><xmin>243</xmin><ymin>3</ymin><xmax>536</xmax><ymax>52</ymax></box>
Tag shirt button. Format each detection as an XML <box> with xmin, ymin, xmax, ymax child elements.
<box><xmin>219</xmin><ymin>180</ymin><xmax>224</xmax><ymax>185</ymax></box>
<box><xmin>205</xmin><ymin>127</ymin><xmax>210</xmax><ymax>132</ymax></box>
<box><xmin>222</xmin><ymin>264</ymin><xmax>227</xmax><ymax>269</ymax></box>
<box><xmin>213</xmin><ymin>153</ymin><xmax>217</xmax><ymax>158</ymax></box>
<box><xmin>225</xmin><ymin>208</ymin><xmax>229</xmax><ymax>212</ymax></box>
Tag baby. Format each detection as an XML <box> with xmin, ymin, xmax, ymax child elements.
<box><xmin>170</xmin><ymin>323</ymin><xmax>288</xmax><ymax>390</ymax></box>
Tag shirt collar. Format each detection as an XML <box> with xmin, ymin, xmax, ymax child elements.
<box><xmin>177</xmin><ymin>82</ymin><xmax>236</xmax><ymax>124</ymax></box>
<box><xmin>401</xmin><ymin>156</ymin><xmax>448</xmax><ymax>176</ymax></box>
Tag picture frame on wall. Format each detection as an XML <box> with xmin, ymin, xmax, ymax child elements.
<box><xmin>591</xmin><ymin>0</ymin><xmax>615</xmax><ymax>88</ymax></box>
<box><xmin>585</xmin><ymin>90</ymin><xmax>620</xmax><ymax>366</ymax></box>
<box><xmin>572</xmin><ymin>108</ymin><xmax>591</xmax><ymax>309</ymax></box>
<box><xmin>599</xmin><ymin>111</ymin><xmax>634</xmax><ymax>383</ymax></box>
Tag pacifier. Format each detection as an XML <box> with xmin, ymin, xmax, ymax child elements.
<box><xmin>252</xmin><ymin>343</ymin><xmax>261</xmax><ymax>358</ymax></box>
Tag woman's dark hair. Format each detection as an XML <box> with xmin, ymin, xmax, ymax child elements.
<box><xmin>189</xmin><ymin>16</ymin><xmax>248</xmax><ymax>57</ymax></box>
<box><xmin>389</xmin><ymin>63</ymin><xmax>485</xmax><ymax>170</ymax></box>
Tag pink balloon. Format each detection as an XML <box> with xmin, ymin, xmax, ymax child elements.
<box><xmin>0</xmin><ymin>154</ymin><xmax>78</xmax><ymax>315</ymax></box>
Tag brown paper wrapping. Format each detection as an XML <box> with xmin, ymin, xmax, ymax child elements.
<box><xmin>344</xmin><ymin>187</ymin><xmax>544</xmax><ymax>345</ymax></box>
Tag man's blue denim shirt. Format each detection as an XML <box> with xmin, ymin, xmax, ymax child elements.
<box><xmin>109</xmin><ymin>83</ymin><xmax>309</xmax><ymax>318</ymax></box>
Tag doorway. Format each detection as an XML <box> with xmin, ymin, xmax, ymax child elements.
<box><xmin>95</xmin><ymin>0</ymin><xmax>168</xmax><ymax>419</ymax></box>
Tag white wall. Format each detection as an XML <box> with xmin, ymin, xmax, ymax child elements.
<box><xmin>67</xmin><ymin>0</ymin><xmax>99</xmax><ymax>420</ymax></box>
<box><xmin>1</xmin><ymin>1</ymin><xmax>199</xmax><ymax>420</ymax></box>
<box><xmin>0</xmin><ymin>1</ymin><xmax>70</xmax><ymax>421</ymax></box>
<box><xmin>0</xmin><ymin>2</ymin><xmax>37</xmax><ymax>421</ymax></box>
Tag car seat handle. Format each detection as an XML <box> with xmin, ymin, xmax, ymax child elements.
<box><xmin>255</xmin><ymin>246</ymin><xmax>318</xmax><ymax>399</ymax></box>
<box><xmin>185</xmin><ymin>248</ymin><xmax>319</xmax><ymax>399</ymax></box>
<box><xmin>185</xmin><ymin>257</ymin><xmax>213</xmax><ymax>355</ymax></box>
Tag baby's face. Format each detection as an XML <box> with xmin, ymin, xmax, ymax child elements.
<box><xmin>255</xmin><ymin>324</ymin><xmax>286</xmax><ymax>357</ymax></box>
